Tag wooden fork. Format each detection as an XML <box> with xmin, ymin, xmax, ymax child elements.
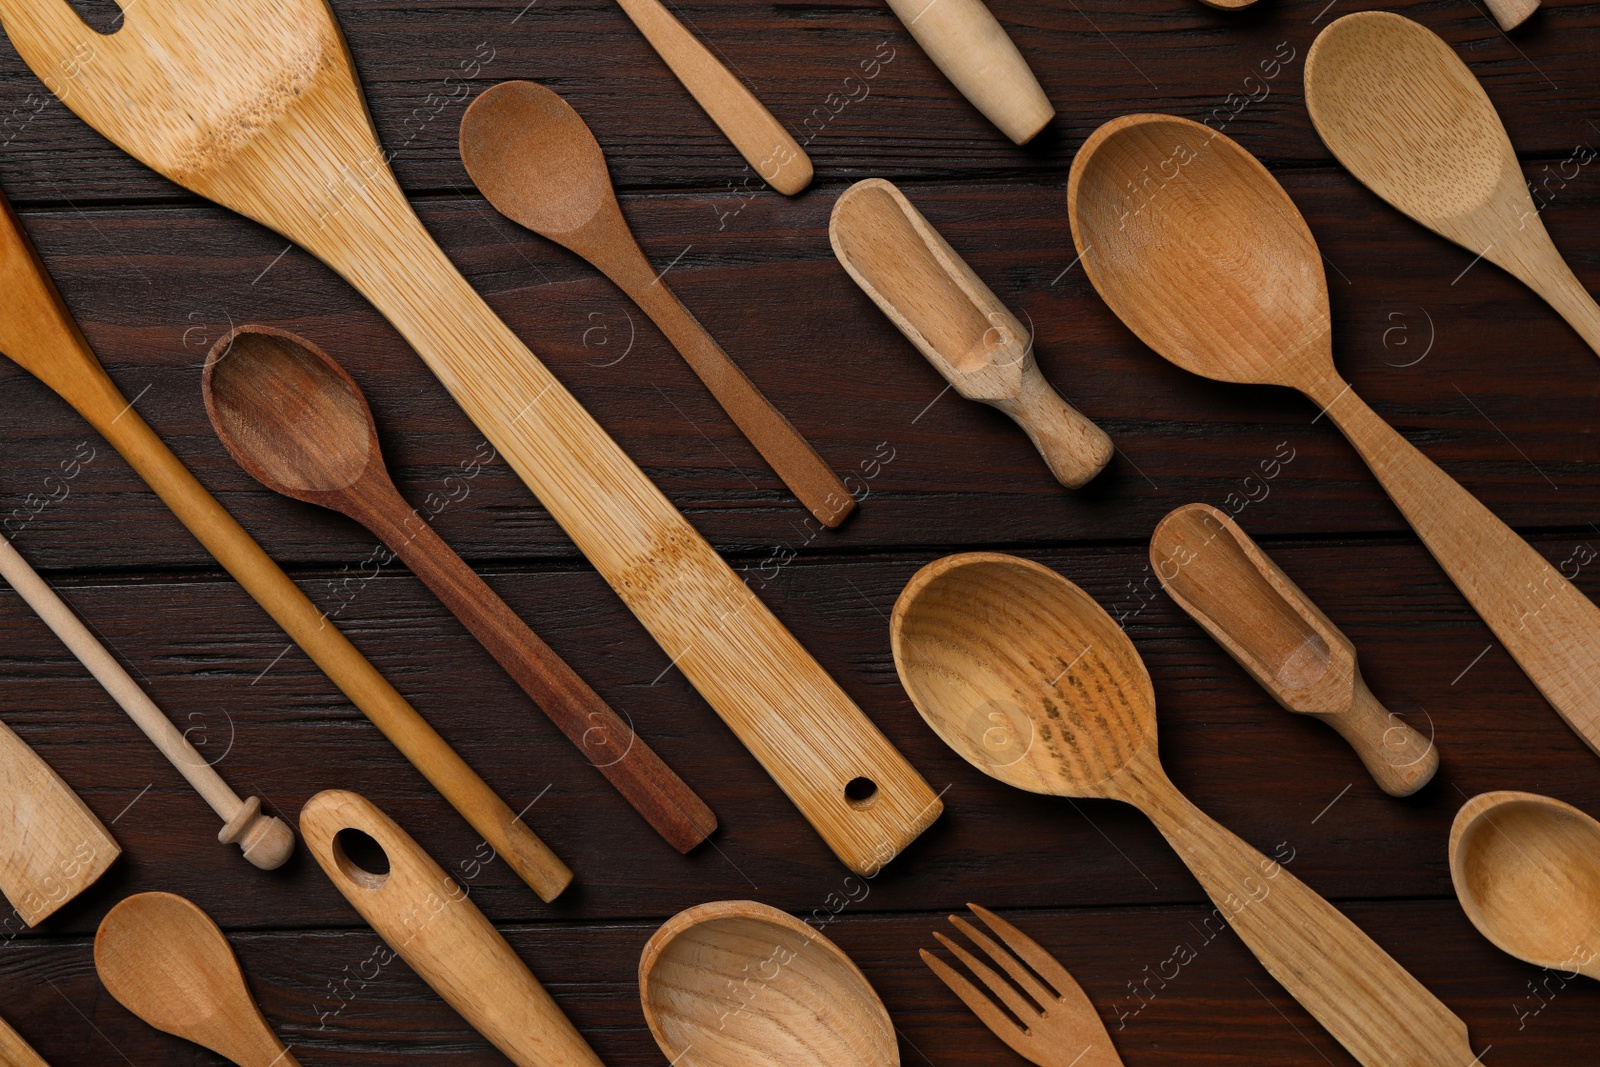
<box><xmin>921</xmin><ymin>905</ymin><xmax>1124</xmax><ymax>1067</ymax></box>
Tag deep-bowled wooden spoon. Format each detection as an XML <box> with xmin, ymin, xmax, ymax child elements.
<box><xmin>1306</xmin><ymin>13</ymin><xmax>1591</xmax><ymax>351</ymax></box>
<box><xmin>638</xmin><ymin>899</ymin><xmax>898</xmax><ymax>1067</ymax></box>
<box><xmin>1450</xmin><ymin>790</ymin><xmax>1600</xmax><ymax>978</ymax></box>
<box><xmin>460</xmin><ymin>81</ymin><xmax>853</xmax><ymax>528</ymax></box>
<box><xmin>203</xmin><ymin>325</ymin><xmax>716</xmax><ymax>854</ymax></box>
<box><xmin>96</xmin><ymin>892</ymin><xmax>301</xmax><ymax>1067</ymax></box>
<box><xmin>892</xmin><ymin>552</ymin><xmax>1473</xmax><ymax>1067</ymax></box>
<box><xmin>1068</xmin><ymin>113</ymin><xmax>1600</xmax><ymax>759</ymax></box>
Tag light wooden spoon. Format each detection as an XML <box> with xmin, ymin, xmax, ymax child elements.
<box><xmin>1068</xmin><ymin>113</ymin><xmax>1600</xmax><ymax>760</ymax></box>
<box><xmin>1450</xmin><ymin>790</ymin><xmax>1600</xmax><ymax>978</ymax></box>
<box><xmin>460</xmin><ymin>81</ymin><xmax>852</xmax><ymax>528</ymax></box>
<box><xmin>1306</xmin><ymin>13</ymin><xmax>1589</xmax><ymax>349</ymax></box>
<box><xmin>891</xmin><ymin>552</ymin><xmax>1473</xmax><ymax>1067</ymax></box>
<box><xmin>95</xmin><ymin>892</ymin><xmax>301</xmax><ymax>1067</ymax></box>
<box><xmin>638</xmin><ymin>899</ymin><xmax>897</xmax><ymax>1067</ymax></box>
<box><xmin>0</xmin><ymin>1014</ymin><xmax>51</xmax><ymax>1067</ymax></box>
<box><xmin>830</xmin><ymin>179</ymin><xmax>1111</xmax><ymax>489</ymax></box>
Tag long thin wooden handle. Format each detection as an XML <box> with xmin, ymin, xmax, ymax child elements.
<box><xmin>1314</xmin><ymin>378</ymin><xmax>1600</xmax><ymax>755</ymax></box>
<box><xmin>301</xmin><ymin>790</ymin><xmax>605</xmax><ymax>1067</ymax></box>
<box><xmin>1125</xmin><ymin>762</ymin><xmax>1472</xmax><ymax>1067</ymax></box>
<box><xmin>353</xmin><ymin>477</ymin><xmax>717</xmax><ymax>852</ymax></box>
<box><xmin>1322</xmin><ymin>674</ymin><xmax>1438</xmax><ymax>798</ymax></box>
<box><xmin>611</xmin><ymin>0</ymin><xmax>812</xmax><ymax>194</ymax></box>
<box><xmin>997</xmin><ymin>362</ymin><xmax>1112</xmax><ymax>488</ymax></box>
<box><xmin>0</xmin><ymin>1015</ymin><xmax>51</xmax><ymax>1067</ymax></box>
<box><xmin>1513</xmin><ymin>239</ymin><xmax>1600</xmax><ymax>357</ymax></box>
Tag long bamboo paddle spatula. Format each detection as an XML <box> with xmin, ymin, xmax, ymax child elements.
<box><xmin>0</xmin><ymin>0</ymin><xmax>940</xmax><ymax>874</ymax></box>
<box><xmin>0</xmin><ymin>189</ymin><xmax>571</xmax><ymax>902</ymax></box>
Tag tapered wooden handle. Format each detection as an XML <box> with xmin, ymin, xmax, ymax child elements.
<box><xmin>0</xmin><ymin>1015</ymin><xmax>51</xmax><ymax>1067</ymax></box>
<box><xmin>996</xmin><ymin>362</ymin><xmax>1112</xmax><ymax>488</ymax></box>
<box><xmin>1316</xmin><ymin>380</ymin><xmax>1600</xmax><ymax>756</ymax></box>
<box><xmin>1484</xmin><ymin>0</ymin><xmax>1539</xmax><ymax>30</ymax></box>
<box><xmin>882</xmin><ymin>0</ymin><xmax>1053</xmax><ymax>144</ymax></box>
<box><xmin>611</xmin><ymin>0</ymin><xmax>812</xmax><ymax>194</ymax></box>
<box><xmin>1510</xmin><ymin>235</ymin><xmax>1600</xmax><ymax>355</ymax></box>
<box><xmin>1321</xmin><ymin>674</ymin><xmax>1438</xmax><ymax>798</ymax></box>
<box><xmin>352</xmin><ymin>478</ymin><xmax>717</xmax><ymax>852</ymax></box>
<box><xmin>301</xmin><ymin>790</ymin><xmax>605</xmax><ymax>1067</ymax></box>
<box><xmin>1127</xmin><ymin>764</ymin><xmax>1472</xmax><ymax>1067</ymax></box>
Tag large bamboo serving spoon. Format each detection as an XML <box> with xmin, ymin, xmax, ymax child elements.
<box><xmin>0</xmin><ymin>0</ymin><xmax>939</xmax><ymax>875</ymax></box>
<box><xmin>1068</xmin><ymin>114</ymin><xmax>1600</xmax><ymax>759</ymax></box>
<box><xmin>891</xmin><ymin>552</ymin><xmax>1474</xmax><ymax>1067</ymax></box>
<box><xmin>1306</xmin><ymin>12</ymin><xmax>1593</xmax><ymax>352</ymax></box>
<box><xmin>0</xmin><ymin>187</ymin><xmax>568</xmax><ymax>901</ymax></box>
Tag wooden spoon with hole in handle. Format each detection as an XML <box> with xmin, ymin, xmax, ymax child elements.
<box><xmin>892</xmin><ymin>552</ymin><xmax>1474</xmax><ymax>1067</ymax></box>
<box><xmin>460</xmin><ymin>81</ymin><xmax>852</xmax><ymax>528</ymax></box>
<box><xmin>1151</xmin><ymin>503</ymin><xmax>1438</xmax><ymax>796</ymax></box>
<box><xmin>1450</xmin><ymin>791</ymin><xmax>1600</xmax><ymax>979</ymax></box>
<box><xmin>301</xmin><ymin>789</ymin><xmax>605</xmax><ymax>1067</ymax></box>
<box><xmin>830</xmin><ymin>179</ymin><xmax>1110</xmax><ymax>489</ymax></box>
<box><xmin>638</xmin><ymin>899</ymin><xmax>898</xmax><ymax>1067</ymax></box>
<box><xmin>0</xmin><ymin>1014</ymin><xmax>51</xmax><ymax>1067</ymax></box>
<box><xmin>1306</xmin><ymin>13</ymin><xmax>1588</xmax><ymax>348</ymax></box>
<box><xmin>1069</xmin><ymin>113</ymin><xmax>1600</xmax><ymax>760</ymax></box>
<box><xmin>95</xmin><ymin>892</ymin><xmax>301</xmax><ymax>1067</ymax></box>
<box><xmin>203</xmin><ymin>325</ymin><xmax>716</xmax><ymax>854</ymax></box>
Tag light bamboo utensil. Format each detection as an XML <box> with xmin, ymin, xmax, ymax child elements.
<box><xmin>1306</xmin><ymin>13</ymin><xmax>1589</xmax><ymax>349</ymax></box>
<box><xmin>0</xmin><ymin>534</ymin><xmax>293</xmax><ymax>867</ymax></box>
<box><xmin>891</xmin><ymin>552</ymin><xmax>1474</xmax><ymax>1067</ymax></box>
<box><xmin>300</xmin><ymin>789</ymin><xmax>605</xmax><ymax>1067</ymax></box>
<box><xmin>829</xmin><ymin>179</ymin><xmax>1110</xmax><ymax>488</ymax></box>
<box><xmin>95</xmin><ymin>892</ymin><xmax>301</xmax><ymax>1067</ymax></box>
<box><xmin>612</xmin><ymin>0</ymin><xmax>811</xmax><ymax>194</ymax></box>
<box><xmin>883</xmin><ymin>0</ymin><xmax>1053</xmax><ymax>144</ymax></box>
<box><xmin>1068</xmin><ymin>113</ymin><xmax>1600</xmax><ymax>760</ymax></box>
<box><xmin>1150</xmin><ymin>503</ymin><xmax>1438</xmax><ymax>797</ymax></box>
<box><xmin>459</xmin><ymin>81</ymin><xmax>852</xmax><ymax>527</ymax></box>
<box><xmin>0</xmin><ymin>0</ymin><xmax>939</xmax><ymax>875</ymax></box>
<box><xmin>0</xmin><ymin>716</ymin><xmax>117</xmax><ymax>925</ymax></box>
<box><xmin>1450</xmin><ymin>790</ymin><xmax>1600</xmax><ymax>978</ymax></box>
<box><xmin>0</xmin><ymin>1014</ymin><xmax>50</xmax><ymax>1067</ymax></box>
<box><xmin>0</xmin><ymin>189</ymin><xmax>569</xmax><ymax>901</ymax></box>
<box><xmin>638</xmin><ymin>899</ymin><xmax>897</xmax><ymax>1067</ymax></box>
<box><xmin>203</xmin><ymin>324</ymin><xmax>716</xmax><ymax>854</ymax></box>
<box><xmin>921</xmin><ymin>904</ymin><xmax>1123</xmax><ymax>1067</ymax></box>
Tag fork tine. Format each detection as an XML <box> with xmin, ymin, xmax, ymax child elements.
<box><xmin>932</xmin><ymin>929</ymin><xmax>1044</xmax><ymax>1023</ymax></box>
<box><xmin>920</xmin><ymin>947</ymin><xmax>1037</xmax><ymax>1063</ymax></box>
<box><xmin>968</xmin><ymin>903</ymin><xmax>1088</xmax><ymax>1002</ymax></box>
<box><xmin>948</xmin><ymin>913</ymin><xmax>1057</xmax><ymax>1008</ymax></box>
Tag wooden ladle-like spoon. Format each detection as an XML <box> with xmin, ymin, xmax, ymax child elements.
<box><xmin>95</xmin><ymin>892</ymin><xmax>300</xmax><ymax>1067</ymax></box>
<box><xmin>892</xmin><ymin>552</ymin><xmax>1473</xmax><ymax>1067</ymax></box>
<box><xmin>460</xmin><ymin>81</ymin><xmax>854</xmax><ymax>528</ymax></box>
<box><xmin>203</xmin><ymin>325</ymin><xmax>716</xmax><ymax>854</ymax></box>
<box><xmin>1068</xmin><ymin>114</ymin><xmax>1600</xmax><ymax>760</ymax></box>
<box><xmin>1306</xmin><ymin>13</ymin><xmax>1590</xmax><ymax>350</ymax></box>
<box><xmin>1449</xmin><ymin>790</ymin><xmax>1600</xmax><ymax>978</ymax></box>
<box><xmin>638</xmin><ymin>899</ymin><xmax>898</xmax><ymax>1067</ymax></box>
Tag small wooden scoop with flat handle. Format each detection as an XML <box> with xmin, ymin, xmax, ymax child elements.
<box><xmin>830</xmin><ymin>179</ymin><xmax>1110</xmax><ymax>489</ymax></box>
<box><xmin>1151</xmin><ymin>503</ymin><xmax>1438</xmax><ymax>796</ymax></box>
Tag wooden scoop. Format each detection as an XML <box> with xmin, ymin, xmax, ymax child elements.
<box><xmin>95</xmin><ymin>892</ymin><xmax>301</xmax><ymax>1067</ymax></box>
<box><xmin>301</xmin><ymin>790</ymin><xmax>605</xmax><ymax>1067</ymax></box>
<box><xmin>1068</xmin><ymin>114</ymin><xmax>1600</xmax><ymax>762</ymax></box>
<box><xmin>830</xmin><ymin>180</ymin><xmax>1111</xmax><ymax>489</ymax></box>
<box><xmin>891</xmin><ymin>552</ymin><xmax>1474</xmax><ymax>1067</ymax></box>
<box><xmin>203</xmin><ymin>325</ymin><xmax>716</xmax><ymax>855</ymax></box>
<box><xmin>0</xmin><ymin>1014</ymin><xmax>51</xmax><ymax>1067</ymax></box>
<box><xmin>1450</xmin><ymin>790</ymin><xmax>1600</xmax><ymax>978</ymax></box>
<box><xmin>1306</xmin><ymin>13</ymin><xmax>1588</xmax><ymax>349</ymax></box>
<box><xmin>460</xmin><ymin>81</ymin><xmax>853</xmax><ymax>528</ymax></box>
<box><xmin>638</xmin><ymin>899</ymin><xmax>897</xmax><ymax>1067</ymax></box>
<box><xmin>1151</xmin><ymin>503</ymin><xmax>1438</xmax><ymax>796</ymax></box>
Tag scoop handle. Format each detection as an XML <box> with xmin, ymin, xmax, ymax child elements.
<box><xmin>996</xmin><ymin>361</ymin><xmax>1113</xmax><ymax>489</ymax></box>
<box><xmin>1324</xmin><ymin>673</ymin><xmax>1438</xmax><ymax>798</ymax></box>
<box><xmin>300</xmin><ymin>790</ymin><xmax>604</xmax><ymax>1067</ymax></box>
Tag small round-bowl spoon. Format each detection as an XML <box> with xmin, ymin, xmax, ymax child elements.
<box><xmin>1450</xmin><ymin>790</ymin><xmax>1600</xmax><ymax>978</ymax></box>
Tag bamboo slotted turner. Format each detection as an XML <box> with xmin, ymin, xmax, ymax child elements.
<box><xmin>0</xmin><ymin>0</ymin><xmax>940</xmax><ymax>873</ymax></box>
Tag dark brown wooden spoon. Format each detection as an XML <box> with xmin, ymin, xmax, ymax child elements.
<box><xmin>202</xmin><ymin>325</ymin><xmax>716</xmax><ymax>854</ymax></box>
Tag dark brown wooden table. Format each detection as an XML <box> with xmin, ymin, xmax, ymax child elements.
<box><xmin>1</xmin><ymin>0</ymin><xmax>1597</xmax><ymax>1061</ymax></box>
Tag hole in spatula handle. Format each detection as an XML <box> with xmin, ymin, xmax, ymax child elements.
<box><xmin>845</xmin><ymin>777</ymin><xmax>879</xmax><ymax>808</ymax></box>
<box><xmin>333</xmin><ymin>828</ymin><xmax>391</xmax><ymax>889</ymax></box>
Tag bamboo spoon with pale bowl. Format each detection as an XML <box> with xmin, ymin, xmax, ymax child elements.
<box><xmin>1450</xmin><ymin>790</ymin><xmax>1600</xmax><ymax>978</ymax></box>
<box><xmin>203</xmin><ymin>325</ymin><xmax>716</xmax><ymax>854</ymax></box>
<box><xmin>638</xmin><ymin>899</ymin><xmax>898</xmax><ymax>1067</ymax></box>
<box><xmin>1306</xmin><ymin>13</ymin><xmax>1591</xmax><ymax>350</ymax></box>
<box><xmin>829</xmin><ymin>178</ymin><xmax>1111</xmax><ymax>489</ymax></box>
<box><xmin>1068</xmin><ymin>114</ymin><xmax>1600</xmax><ymax>760</ymax></box>
<box><xmin>460</xmin><ymin>80</ymin><xmax>853</xmax><ymax>528</ymax></box>
<box><xmin>891</xmin><ymin>552</ymin><xmax>1474</xmax><ymax>1067</ymax></box>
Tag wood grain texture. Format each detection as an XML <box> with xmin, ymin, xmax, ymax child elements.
<box><xmin>0</xmin><ymin>1014</ymin><xmax>50</xmax><ymax>1067</ymax></box>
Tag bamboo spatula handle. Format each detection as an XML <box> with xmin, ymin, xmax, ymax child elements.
<box><xmin>1313</xmin><ymin>378</ymin><xmax>1600</xmax><ymax>754</ymax></box>
<box><xmin>611</xmin><ymin>0</ymin><xmax>812</xmax><ymax>194</ymax></box>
